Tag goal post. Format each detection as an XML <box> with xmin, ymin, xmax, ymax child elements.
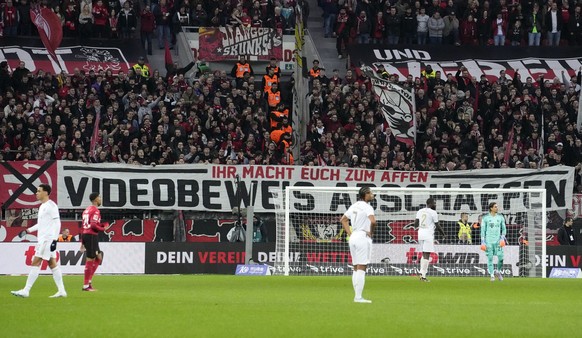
<box><xmin>273</xmin><ymin>187</ymin><xmax>547</xmax><ymax>278</ymax></box>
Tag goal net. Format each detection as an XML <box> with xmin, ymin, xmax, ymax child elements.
<box><xmin>273</xmin><ymin>187</ymin><xmax>546</xmax><ymax>278</ymax></box>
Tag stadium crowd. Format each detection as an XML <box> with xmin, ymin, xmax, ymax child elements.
<box><xmin>304</xmin><ymin>62</ymin><xmax>582</xmax><ymax>173</ymax></box>
<box><xmin>0</xmin><ymin>0</ymin><xmax>582</xmax><ymax>192</ymax></box>
<box><xmin>0</xmin><ymin>0</ymin><xmax>301</xmax><ymax>47</ymax></box>
<box><xmin>320</xmin><ymin>0</ymin><xmax>582</xmax><ymax>53</ymax></box>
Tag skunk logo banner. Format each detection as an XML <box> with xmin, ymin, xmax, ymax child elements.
<box><xmin>198</xmin><ymin>27</ymin><xmax>283</xmax><ymax>61</ymax></box>
<box><xmin>361</xmin><ymin>65</ymin><xmax>416</xmax><ymax>147</ymax></box>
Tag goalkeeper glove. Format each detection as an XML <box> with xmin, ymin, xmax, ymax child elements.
<box><xmin>50</xmin><ymin>240</ymin><xmax>57</xmax><ymax>252</ymax></box>
<box><xmin>499</xmin><ymin>235</ymin><xmax>506</xmax><ymax>247</ymax></box>
<box><xmin>480</xmin><ymin>242</ymin><xmax>487</xmax><ymax>251</ymax></box>
<box><xmin>18</xmin><ymin>230</ymin><xmax>27</xmax><ymax>238</ymax></box>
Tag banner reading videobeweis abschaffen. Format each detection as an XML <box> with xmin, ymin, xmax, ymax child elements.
<box><xmin>49</xmin><ymin>162</ymin><xmax>574</xmax><ymax>212</ymax></box>
<box><xmin>198</xmin><ymin>26</ymin><xmax>283</xmax><ymax>61</ymax></box>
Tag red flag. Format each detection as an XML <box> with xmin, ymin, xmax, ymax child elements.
<box><xmin>30</xmin><ymin>6</ymin><xmax>63</xmax><ymax>63</ymax></box>
<box><xmin>503</xmin><ymin>127</ymin><xmax>515</xmax><ymax>163</ymax></box>
<box><xmin>90</xmin><ymin>111</ymin><xmax>101</xmax><ymax>159</ymax></box>
<box><xmin>165</xmin><ymin>41</ymin><xmax>173</xmax><ymax>67</ymax></box>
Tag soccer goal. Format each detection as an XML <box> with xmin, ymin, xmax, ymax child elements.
<box><xmin>273</xmin><ymin>187</ymin><xmax>547</xmax><ymax>278</ymax></box>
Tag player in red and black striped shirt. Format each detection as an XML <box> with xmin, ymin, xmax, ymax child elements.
<box><xmin>81</xmin><ymin>192</ymin><xmax>107</xmax><ymax>291</ymax></box>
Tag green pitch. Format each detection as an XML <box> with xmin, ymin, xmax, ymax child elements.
<box><xmin>1</xmin><ymin>275</ymin><xmax>580</xmax><ymax>338</ymax></box>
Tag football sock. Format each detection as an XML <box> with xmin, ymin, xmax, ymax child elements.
<box><xmin>487</xmin><ymin>257</ymin><xmax>494</xmax><ymax>276</ymax></box>
<box><xmin>352</xmin><ymin>271</ymin><xmax>357</xmax><ymax>294</ymax></box>
<box><xmin>355</xmin><ymin>270</ymin><xmax>366</xmax><ymax>299</ymax></box>
<box><xmin>84</xmin><ymin>260</ymin><xmax>94</xmax><ymax>287</ymax></box>
<box><xmin>89</xmin><ymin>257</ymin><xmax>101</xmax><ymax>282</ymax></box>
<box><xmin>51</xmin><ymin>266</ymin><xmax>66</xmax><ymax>293</ymax></box>
<box><xmin>497</xmin><ymin>258</ymin><xmax>504</xmax><ymax>271</ymax></box>
<box><xmin>24</xmin><ymin>266</ymin><xmax>40</xmax><ymax>292</ymax></box>
<box><xmin>420</xmin><ymin>257</ymin><xmax>429</xmax><ymax>278</ymax></box>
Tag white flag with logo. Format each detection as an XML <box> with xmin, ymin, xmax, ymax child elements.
<box><xmin>361</xmin><ymin>65</ymin><xmax>416</xmax><ymax>147</ymax></box>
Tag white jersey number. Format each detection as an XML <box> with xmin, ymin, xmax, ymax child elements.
<box><xmin>419</xmin><ymin>213</ymin><xmax>429</xmax><ymax>229</ymax></box>
<box><xmin>82</xmin><ymin>213</ymin><xmax>91</xmax><ymax>229</ymax></box>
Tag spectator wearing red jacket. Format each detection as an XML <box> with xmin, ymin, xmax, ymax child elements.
<box><xmin>561</xmin><ymin>2</ymin><xmax>571</xmax><ymax>41</ymax></box>
<box><xmin>460</xmin><ymin>14</ymin><xmax>477</xmax><ymax>45</ymax></box>
<box><xmin>92</xmin><ymin>0</ymin><xmax>109</xmax><ymax>38</ymax></box>
<box><xmin>141</xmin><ymin>5</ymin><xmax>156</xmax><ymax>55</ymax></box>
<box><xmin>367</xmin><ymin>12</ymin><xmax>382</xmax><ymax>44</ymax></box>
<box><xmin>1</xmin><ymin>0</ymin><xmax>20</xmax><ymax>37</ymax></box>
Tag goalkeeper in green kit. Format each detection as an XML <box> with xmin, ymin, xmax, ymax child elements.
<box><xmin>480</xmin><ymin>202</ymin><xmax>507</xmax><ymax>282</ymax></box>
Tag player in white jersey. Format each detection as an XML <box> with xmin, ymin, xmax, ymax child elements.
<box><xmin>340</xmin><ymin>187</ymin><xmax>376</xmax><ymax>303</ymax></box>
<box><xmin>415</xmin><ymin>198</ymin><xmax>446</xmax><ymax>282</ymax></box>
<box><xmin>11</xmin><ymin>184</ymin><xmax>67</xmax><ymax>298</ymax></box>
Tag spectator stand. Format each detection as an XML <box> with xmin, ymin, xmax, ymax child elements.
<box><xmin>175</xmin><ymin>21</ymin><xmax>322</xmax><ymax>161</ymax></box>
<box><xmin>176</xmin><ymin>25</ymin><xmax>298</xmax><ymax>77</ymax></box>
<box><xmin>1</xmin><ymin>0</ymin><xmax>581</xmax><ymax>174</ymax></box>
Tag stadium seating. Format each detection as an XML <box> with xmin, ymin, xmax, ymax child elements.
<box><xmin>0</xmin><ymin>0</ymin><xmax>581</xmax><ymax>196</ymax></box>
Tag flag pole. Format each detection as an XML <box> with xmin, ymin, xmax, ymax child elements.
<box><xmin>48</xmin><ymin>53</ymin><xmax>62</xmax><ymax>74</ymax></box>
<box><xmin>539</xmin><ymin>109</ymin><xmax>545</xmax><ymax>168</ymax></box>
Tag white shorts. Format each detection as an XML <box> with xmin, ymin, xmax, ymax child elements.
<box><xmin>349</xmin><ymin>231</ymin><xmax>372</xmax><ymax>265</ymax></box>
<box><xmin>35</xmin><ymin>240</ymin><xmax>57</xmax><ymax>261</ymax></box>
<box><xmin>419</xmin><ymin>239</ymin><xmax>435</xmax><ymax>253</ymax></box>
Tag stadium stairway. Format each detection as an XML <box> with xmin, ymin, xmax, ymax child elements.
<box><xmin>305</xmin><ymin>0</ymin><xmax>349</xmax><ymax>75</ymax></box>
<box><xmin>147</xmin><ymin>43</ymin><xmax>169</xmax><ymax>77</ymax></box>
